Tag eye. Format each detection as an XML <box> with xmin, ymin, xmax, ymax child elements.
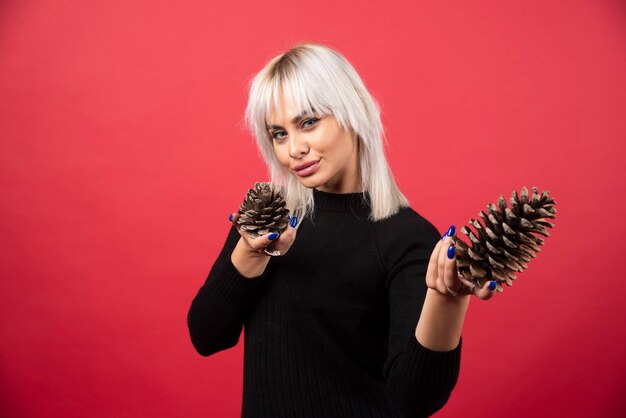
<box><xmin>271</xmin><ymin>130</ymin><xmax>287</xmax><ymax>140</ymax></box>
<box><xmin>301</xmin><ymin>118</ymin><xmax>320</xmax><ymax>129</ymax></box>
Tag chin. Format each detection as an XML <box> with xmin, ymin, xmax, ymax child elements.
<box><xmin>299</xmin><ymin>180</ymin><xmax>323</xmax><ymax>189</ymax></box>
<box><xmin>295</xmin><ymin>175</ymin><xmax>325</xmax><ymax>189</ymax></box>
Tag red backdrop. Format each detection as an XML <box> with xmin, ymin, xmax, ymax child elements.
<box><xmin>1</xmin><ymin>1</ymin><xmax>625</xmax><ymax>417</ymax></box>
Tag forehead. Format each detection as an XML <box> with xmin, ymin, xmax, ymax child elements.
<box><xmin>266</xmin><ymin>92</ymin><xmax>312</xmax><ymax>126</ymax></box>
<box><xmin>267</xmin><ymin>92</ymin><xmax>295</xmax><ymax>121</ymax></box>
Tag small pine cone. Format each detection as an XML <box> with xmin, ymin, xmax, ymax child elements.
<box><xmin>237</xmin><ymin>182</ymin><xmax>290</xmax><ymax>239</ymax></box>
<box><xmin>451</xmin><ymin>186</ymin><xmax>557</xmax><ymax>292</ymax></box>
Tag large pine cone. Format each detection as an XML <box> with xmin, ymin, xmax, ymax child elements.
<box><xmin>236</xmin><ymin>182</ymin><xmax>290</xmax><ymax>239</ymax></box>
<box><xmin>451</xmin><ymin>186</ymin><xmax>556</xmax><ymax>292</ymax></box>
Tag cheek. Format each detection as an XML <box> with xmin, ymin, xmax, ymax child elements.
<box><xmin>273</xmin><ymin>146</ymin><xmax>290</xmax><ymax>166</ymax></box>
<box><xmin>325</xmin><ymin>131</ymin><xmax>352</xmax><ymax>159</ymax></box>
<box><xmin>314</xmin><ymin>128</ymin><xmax>337</xmax><ymax>155</ymax></box>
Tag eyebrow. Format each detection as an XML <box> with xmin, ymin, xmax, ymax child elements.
<box><xmin>266</xmin><ymin>110</ymin><xmax>313</xmax><ymax>130</ymax></box>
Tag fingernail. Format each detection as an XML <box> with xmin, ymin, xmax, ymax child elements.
<box><xmin>441</xmin><ymin>225</ymin><xmax>455</xmax><ymax>240</ymax></box>
<box><xmin>228</xmin><ymin>213</ymin><xmax>233</xmax><ymax>222</ymax></box>
<box><xmin>287</xmin><ymin>215</ymin><xmax>291</xmax><ymax>221</ymax></box>
<box><xmin>268</xmin><ymin>232</ymin><xmax>279</xmax><ymax>240</ymax></box>
<box><xmin>489</xmin><ymin>280</ymin><xmax>497</xmax><ymax>291</ymax></box>
<box><xmin>290</xmin><ymin>216</ymin><xmax>298</xmax><ymax>228</ymax></box>
<box><xmin>447</xmin><ymin>244</ymin><xmax>455</xmax><ymax>259</ymax></box>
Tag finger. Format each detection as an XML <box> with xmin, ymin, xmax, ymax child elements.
<box><xmin>229</xmin><ymin>213</ymin><xmax>251</xmax><ymax>242</ymax></box>
<box><xmin>437</xmin><ymin>236</ymin><xmax>451</xmax><ymax>285</ymax></box>
<box><xmin>441</xmin><ymin>225</ymin><xmax>456</xmax><ymax>241</ymax></box>
<box><xmin>289</xmin><ymin>215</ymin><xmax>299</xmax><ymax>230</ymax></box>
<box><xmin>245</xmin><ymin>231</ymin><xmax>280</xmax><ymax>251</ymax></box>
<box><xmin>436</xmin><ymin>238</ymin><xmax>453</xmax><ymax>294</ymax></box>
<box><xmin>425</xmin><ymin>237</ymin><xmax>444</xmax><ymax>289</ymax></box>
<box><xmin>280</xmin><ymin>215</ymin><xmax>299</xmax><ymax>243</ymax></box>
<box><xmin>473</xmin><ymin>280</ymin><xmax>497</xmax><ymax>300</ymax></box>
<box><xmin>228</xmin><ymin>212</ymin><xmax>241</xmax><ymax>228</ymax></box>
<box><xmin>442</xmin><ymin>240</ymin><xmax>461</xmax><ymax>291</ymax></box>
<box><xmin>288</xmin><ymin>214</ymin><xmax>300</xmax><ymax>234</ymax></box>
<box><xmin>440</xmin><ymin>225</ymin><xmax>459</xmax><ymax>291</ymax></box>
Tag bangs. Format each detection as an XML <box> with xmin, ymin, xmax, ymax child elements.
<box><xmin>261</xmin><ymin>56</ymin><xmax>336</xmax><ymax>130</ymax></box>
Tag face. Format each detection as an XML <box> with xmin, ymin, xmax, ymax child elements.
<box><xmin>266</xmin><ymin>93</ymin><xmax>362</xmax><ymax>194</ymax></box>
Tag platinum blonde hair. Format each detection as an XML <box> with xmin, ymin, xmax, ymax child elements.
<box><xmin>243</xmin><ymin>42</ymin><xmax>410</xmax><ymax>222</ymax></box>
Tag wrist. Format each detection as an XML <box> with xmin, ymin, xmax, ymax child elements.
<box><xmin>415</xmin><ymin>289</ymin><xmax>470</xmax><ymax>351</ymax></box>
<box><xmin>428</xmin><ymin>288</ymin><xmax>471</xmax><ymax>307</ymax></box>
<box><xmin>235</xmin><ymin>237</ymin><xmax>270</xmax><ymax>258</ymax></box>
<box><xmin>428</xmin><ymin>284</ymin><xmax>472</xmax><ymax>302</ymax></box>
<box><xmin>231</xmin><ymin>239</ymin><xmax>270</xmax><ymax>279</ymax></box>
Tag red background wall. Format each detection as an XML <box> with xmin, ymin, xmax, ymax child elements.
<box><xmin>1</xmin><ymin>1</ymin><xmax>624</xmax><ymax>417</ymax></box>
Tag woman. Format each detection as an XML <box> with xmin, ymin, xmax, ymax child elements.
<box><xmin>187</xmin><ymin>42</ymin><xmax>496</xmax><ymax>418</ymax></box>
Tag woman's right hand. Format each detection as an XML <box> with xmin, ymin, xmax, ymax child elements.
<box><xmin>228</xmin><ymin>212</ymin><xmax>299</xmax><ymax>258</ymax></box>
<box><xmin>227</xmin><ymin>212</ymin><xmax>299</xmax><ymax>279</ymax></box>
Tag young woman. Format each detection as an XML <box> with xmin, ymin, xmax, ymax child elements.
<box><xmin>187</xmin><ymin>42</ymin><xmax>496</xmax><ymax>418</ymax></box>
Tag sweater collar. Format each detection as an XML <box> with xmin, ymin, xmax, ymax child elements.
<box><xmin>312</xmin><ymin>188</ymin><xmax>371</xmax><ymax>212</ymax></box>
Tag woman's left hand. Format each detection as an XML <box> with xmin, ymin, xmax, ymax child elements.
<box><xmin>425</xmin><ymin>225</ymin><xmax>497</xmax><ymax>300</ymax></box>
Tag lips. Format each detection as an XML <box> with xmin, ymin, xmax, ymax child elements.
<box><xmin>293</xmin><ymin>160</ymin><xmax>320</xmax><ymax>171</ymax></box>
<box><xmin>293</xmin><ymin>160</ymin><xmax>321</xmax><ymax>177</ymax></box>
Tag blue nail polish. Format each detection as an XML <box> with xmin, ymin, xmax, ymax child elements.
<box><xmin>447</xmin><ymin>244</ymin><xmax>455</xmax><ymax>259</ymax></box>
<box><xmin>290</xmin><ymin>216</ymin><xmax>298</xmax><ymax>228</ymax></box>
<box><xmin>441</xmin><ymin>225</ymin><xmax>456</xmax><ymax>240</ymax></box>
<box><xmin>489</xmin><ymin>280</ymin><xmax>497</xmax><ymax>291</ymax></box>
<box><xmin>228</xmin><ymin>213</ymin><xmax>233</xmax><ymax>222</ymax></box>
<box><xmin>268</xmin><ymin>232</ymin><xmax>279</xmax><ymax>240</ymax></box>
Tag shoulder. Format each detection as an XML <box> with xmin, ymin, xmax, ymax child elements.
<box><xmin>371</xmin><ymin>206</ymin><xmax>441</xmax><ymax>277</ymax></box>
<box><xmin>373</xmin><ymin>206</ymin><xmax>441</xmax><ymax>246</ymax></box>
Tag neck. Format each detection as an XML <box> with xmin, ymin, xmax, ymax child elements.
<box><xmin>312</xmin><ymin>188</ymin><xmax>371</xmax><ymax>212</ymax></box>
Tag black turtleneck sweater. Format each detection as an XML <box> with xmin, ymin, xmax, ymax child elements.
<box><xmin>187</xmin><ymin>189</ymin><xmax>462</xmax><ymax>418</ymax></box>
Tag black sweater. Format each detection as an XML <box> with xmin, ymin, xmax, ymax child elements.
<box><xmin>187</xmin><ymin>188</ymin><xmax>462</xmax><ymax>418</ymax></box>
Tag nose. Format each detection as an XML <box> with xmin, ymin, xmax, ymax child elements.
<box><xmin>288</xmin><ymin>130</ymin><xmax>309</xmax><ymax>159</ymax></box>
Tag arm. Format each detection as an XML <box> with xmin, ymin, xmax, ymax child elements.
<box><xmin>187</xmin><ymin>225</ymin><xmax>270</xmax><ymax>357</ymax></box>
<box><xmin>416</xmin><ymin>228</ymin><xmax>497</xmax><ymax>351</ymax></box>
<box><xmin>415</xmin><ymin>290</ymin><xmax>469</xmax><ymax>351</ymax></box>
<box><xmin>188</xmin><ymin>211</ymin><xmax>300</xmax><ymax>357</ymax></box>
<box><xmin>381</xmin><ymin>219</ymin><xmax>462</xmax><ymax>418</ymax></box>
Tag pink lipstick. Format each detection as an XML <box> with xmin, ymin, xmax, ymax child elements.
<box><xmin>294</xmin><ymin>160</ymin><xmax>320</xmax><ymax>177</ymax></box>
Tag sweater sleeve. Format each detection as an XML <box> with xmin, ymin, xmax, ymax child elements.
<box><xmin>380</xmin><ymin>214</ymin><xmax>462</xmax><ymax>418</ymax></box>
<box><xmin>187</xmin><ymin>225</ymin><xmax>271</xmax><ymax>357</ymax></box>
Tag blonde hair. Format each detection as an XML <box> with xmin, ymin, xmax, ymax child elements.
<box><xmin>243</xmin><ymin>42</ymin><xmax>410</xmax><ymax>222</ymax></box>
